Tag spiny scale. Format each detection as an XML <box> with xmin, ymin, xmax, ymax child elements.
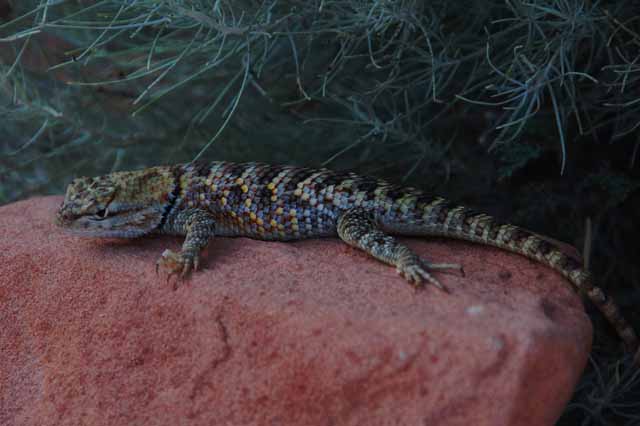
<box><xmin>56</xmin><ymin>161</ymin><xmax>639</xmax><ymax>362</ymax></box>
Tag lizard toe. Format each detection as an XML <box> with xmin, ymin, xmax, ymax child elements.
<box><xmin>398</xmin><ymin>262</ymin><xmax>449</xmax><ymax>292</ymax></box>
<box><xmin>157</xmin><ymin>249</ymin><xmax>199</xmax><ymax>284</ymax></box>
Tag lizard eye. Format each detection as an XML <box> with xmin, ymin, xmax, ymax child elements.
<box><xmin>94</xmin><ymin>208</ymin><xmax>108</xmax><ymax>220</ymax></box>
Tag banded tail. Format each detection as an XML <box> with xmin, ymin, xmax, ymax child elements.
<box><xmin>377</xmin><ymin>194</ymin><xmax>639</xmax><ymax>353</ymax></box>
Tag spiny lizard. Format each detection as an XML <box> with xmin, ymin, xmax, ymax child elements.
<box><xmin>55</xmin><ymin>161</ymin><xmax>639</xmax><ymax>362</ymax></box>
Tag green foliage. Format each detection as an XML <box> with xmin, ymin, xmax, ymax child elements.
<box><xmin>1</xmin><ymin>1</ymin><xmax>638</xmax><ymax>175</ymax></box>
<box><xmin>559</xmin><ymin>355</ymin><xmax>640</xmax><ymax>426</ymax></box>
<box><xmin>496</xmin><ymin>141</ymin><xmax>543</xmax><ymax>179</ymax></box>
<box><xmin>583</xmin><ymin>170</ymin><xmax>640</xmax><ymax>209</ymax></box>
<box><xmin>2</xmin><ymin>1</ymin><xmax>640</xmax><ymax>423</ymax></box>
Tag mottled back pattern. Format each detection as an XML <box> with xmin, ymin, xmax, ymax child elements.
<box><xmin>163</xmin><ymin>162</ymin><xmax>348</xmax><ymax>239</ymax></box>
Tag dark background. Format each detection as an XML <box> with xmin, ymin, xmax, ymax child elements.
<box><xmin>1</xmin><ymin>1</ymin><xmax>639</xmax><ymax>423</ymax></box>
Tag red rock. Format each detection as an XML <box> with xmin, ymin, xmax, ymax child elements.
<box><xmin>0</xmin><ymin>197</ymin><xmax>591</xmax><ymax>426</ymax></box>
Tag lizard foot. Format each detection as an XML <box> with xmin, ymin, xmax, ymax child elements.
<box><xmin>396</xmin><ymin>259</ymin><xmax>463</xmax><ymax>293</ymax></box>
<box><xmin>156</xmin><ymin>249</ymin><xmax>200</xmax><ymax>287</ymax></box>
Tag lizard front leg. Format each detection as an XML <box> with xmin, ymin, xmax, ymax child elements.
<box><xmin>337</xmin><ymin>207</ymin><xmax>462</xmax><ymax>291</ymax></box>
<box><xmin>157</xmin><ymin>208</ymin><xmax>216</xmax><ymax>278</ymax></box>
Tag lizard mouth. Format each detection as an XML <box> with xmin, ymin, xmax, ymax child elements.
<box><xmin>56</xmin><ymin>203</ymin><xmax>165</xmax><ymax>239</ymax></box>
<box><xmin>56</xmin><ymin>215</ymin><xmax>150</xmax><ymax>238</ymax></box>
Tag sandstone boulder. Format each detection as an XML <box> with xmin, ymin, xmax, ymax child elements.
<box><xmin>0</xmin><ymin>197</ymin><xmax>591</xmax><ymax>425</ymax></box>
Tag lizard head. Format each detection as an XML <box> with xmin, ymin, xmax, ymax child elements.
<box><xmin>56</xmin><ymin>167</ymin><xmax>175</xmax><ymax>238</ymax></box>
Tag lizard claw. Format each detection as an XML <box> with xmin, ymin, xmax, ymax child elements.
<box><xmin>156</xmin><ymin>249</ymin><xmax>199</xmax><ymax>288</ymax></box>
<box><xmin>396</xmin><ymin>258</ymin><xmax>464</xmax><ymax>293</ymax></box>
<box><xmin>396</xmin><ymin>262</ymin><xmax>449</xmax><ymax>293</ymax></box>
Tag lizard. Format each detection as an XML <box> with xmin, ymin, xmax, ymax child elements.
<box><xmin>55</xmin><ymin>161</ymin><xmax>639</xmax><ymax>362</ymax></box>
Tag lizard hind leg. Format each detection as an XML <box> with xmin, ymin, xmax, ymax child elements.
<box><xmin>337</xmin><ymin>207</ymin><xmax>462</xmax><ymax>291</ymax></box>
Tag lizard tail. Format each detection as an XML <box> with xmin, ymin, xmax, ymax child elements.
<box><xmin>381</xmin><ymin>200</ymin><xmax>639</xmax><ymax>352</ymax></box>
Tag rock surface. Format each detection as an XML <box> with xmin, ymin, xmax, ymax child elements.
<box><xmin>0</xmin><ymin>197</ymin><xmax>591</xmax><ymax>426</ymax></box>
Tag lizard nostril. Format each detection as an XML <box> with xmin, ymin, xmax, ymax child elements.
<box><xmin>55</xmin><ymin>207</ymin><xmax>73</xmax><ymax>225</ymax></box>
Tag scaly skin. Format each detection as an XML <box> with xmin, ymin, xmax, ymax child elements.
<box><xmin>55</xmin><ymin>161</ymin><xmax>640</xmax><ymax>362</ymax></box>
